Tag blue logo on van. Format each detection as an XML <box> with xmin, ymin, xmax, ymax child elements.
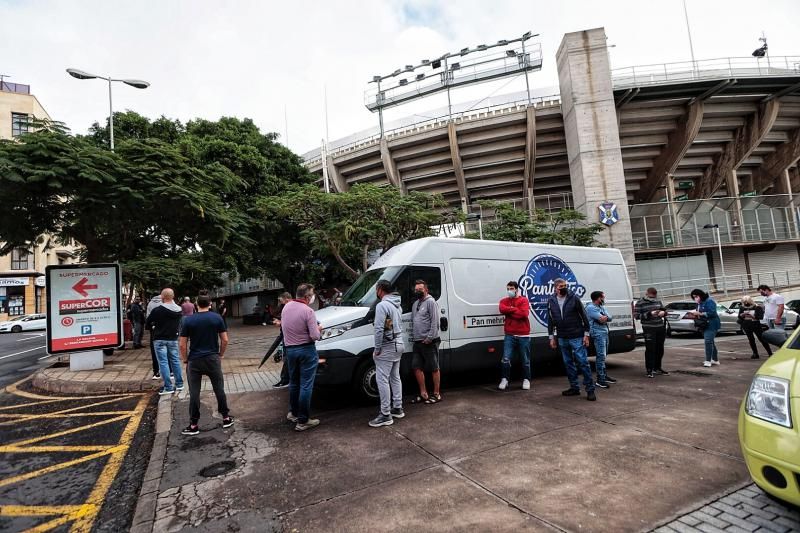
<box><xmin>519</xmin><ymin>254</ymin><xmax>585</xmax><ymax>326</ymax></box>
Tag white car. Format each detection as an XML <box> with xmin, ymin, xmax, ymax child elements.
<box><xmin>0</xmin><ymin>313</ymin><xmax>47</xmax><ymax>333</ymax></box>
<box><xmin>665</xmin><ymin>301</ymin><xmax>741</xmax><ymax>336</ymax></box>
<box><xmin>728</xmin><ymin>299</ymin><xmax>799</xmax><ymax>330</ymax></box>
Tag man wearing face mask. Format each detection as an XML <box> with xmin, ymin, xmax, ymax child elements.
<box><xmin>548</xmin><ymin>278</ymin><xmax>595</xmax><ymax>401</ymax></box>
<box><xmin>411</xmin><ymin>280</ymin><xmax>441</xmax><ymax>404</ymax></box>
<box><xmin>634</xmin><ymin>287</ymin><xmax>668</xmax><ymax>378</ymax></box>
<box><xmin>585</xmin><ymin>291</ymin><xmax>616</xmax><ymax>389</ymax></box>
<box><xmin>498</xmin><ymin>281</ymin><xmax>532</xmax><ymax>391</ymax></box>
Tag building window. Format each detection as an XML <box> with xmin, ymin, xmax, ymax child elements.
<box><xmin>11</xmin><ymin>112</ymin><xmax>30</xmax><ymax>137</ymax></box>
<box><xmin>11</xmin><ymin>248</ymin><xmax>30</xmax><ymax>270</ymax></box>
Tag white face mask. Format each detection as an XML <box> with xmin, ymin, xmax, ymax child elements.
<box><xmin>507</xmin><ymin>290</ymin><xmax>516</xmax><ymax>298</ymax></box>
<box><xmin>309</xmin><ymin>295</ymin><xmax>316</xmax><ymax>304</ymax></box>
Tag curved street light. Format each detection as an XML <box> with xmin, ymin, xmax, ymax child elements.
<box><xmin>66</xmin><ymin>68</ymin><xmax>150</xmax><ymax>150</ymax></box>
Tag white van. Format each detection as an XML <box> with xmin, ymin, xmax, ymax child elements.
<box><xmin>314</xmin><ymin>237</ymin><xmax>636</xmax><ymax>400</ymax></box>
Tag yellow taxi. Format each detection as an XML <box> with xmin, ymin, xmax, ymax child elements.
<box><xmin>738</xmin><ymin>327</ymin><xmax>800</xmax><ymax>506</ymax></box>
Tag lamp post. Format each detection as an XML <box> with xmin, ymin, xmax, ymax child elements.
<box><xmin>704</xmin><ymin>223</ymin><xmax>727</xmax><ymax>295</ymax></box>
<box><xmin>66</xmin><ymin>68</ymin><xmax>150</xmax><ymax>151</ymax></box>
<box><xmin>466</xmin><ymin>213</ymin><xmax>483</xmax><ymax>240</ymax></box>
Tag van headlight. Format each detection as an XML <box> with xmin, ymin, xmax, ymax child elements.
<box><xmin>746</xmin><ymin>376</ymin><xmax>792</xmax><ymax>428</ymax></box>
<box><xmin>320</xmin><ymin>320</ymin><xmax>360</xmax><ymax>340</ymax></box>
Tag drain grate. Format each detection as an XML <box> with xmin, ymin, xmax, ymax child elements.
<box><xmin>199</xmin><ymin>460</ymin><xmax>237</xmax><ymax>478</ymax></box>
<box><xmin>673</xmin><ymin>370</ymin><xmax>713</xmax><ymax>377</ymax></box>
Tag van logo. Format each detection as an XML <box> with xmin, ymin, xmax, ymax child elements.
<box><xmin>519</xmin><ymin>254</ymin><xmax>586</xmax><ymax>326</ymax></box>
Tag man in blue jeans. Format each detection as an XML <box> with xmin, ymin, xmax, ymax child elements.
<box><xmin>547</xmin><ymin>278</ymin><xmax>595</xmax><ymax>401</ymax></box>
<box><xmin>585</xmin><ymin>291</ymin><xmax>615</xmax><ymax>389</ymax></box>
<box><xmin>144</xmin><ymin>288</ymin><xmax>184</xmax><ymax>395</ymax></box>
<box><xmin>280</xmin><ymin>284</ymin><xmax>322</xmax><ymax>432</ymax></box>
<box><xmin>498</xmin><ymin>281</ymin><xmax>532</xmax><ymax>391</ymax></box>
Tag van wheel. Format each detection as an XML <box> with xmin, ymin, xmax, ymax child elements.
<box><xmin>352</xmin><ymin>359</ymin><xmax>380</xmax><ymax>404</ymax></box>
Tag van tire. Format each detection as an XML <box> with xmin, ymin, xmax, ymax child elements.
<box><xmin>352</xmin><ymin>359</ymin><xmax>380</xmax><ymax>404</ymax></box>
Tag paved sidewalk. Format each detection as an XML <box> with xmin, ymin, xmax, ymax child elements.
<box><xmin>32</xmin><ymin>323</ymin><xmax>282</xmax><ymax>394</ymax></box>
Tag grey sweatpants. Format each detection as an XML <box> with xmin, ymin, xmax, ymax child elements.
<box><xmin>374</xmin><ymin>346</ymin><xmax>403</xmax><ymax>416</ymax></box>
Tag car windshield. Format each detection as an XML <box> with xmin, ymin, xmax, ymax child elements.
<box><xmin>7</xmin><ymin>316</ymin><xmax>26</xmax><ymax>322</ymax></box>
<box><xmin>339</xmin><ymin>266</ymin><xmax>402</xmax><ymax>307</ymax></box>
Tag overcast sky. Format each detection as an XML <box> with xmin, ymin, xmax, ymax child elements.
<box><xmin>1</xmin><ymin>0</ymin><xmax>797</xmax><ymax>156</ymax></box>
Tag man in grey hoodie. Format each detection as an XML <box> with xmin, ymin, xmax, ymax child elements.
<box><xmin>145</xmin><ymin>288</ymin><xmax>185</xmax><ymax>394</ymax></box>
<box><xmin>369</xmin><ymin>279</ymin><xmax>405</xmax><ymax>427</ymax></box>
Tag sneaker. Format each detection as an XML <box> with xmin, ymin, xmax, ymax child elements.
<box><xmin>595</xmin><ymin>381</ymin><xmax>609</xmax><ymax>389</ymax></box>
<box><xmin>390</xmin><ymin>407</ymin><xmax>405</xmax><ymax>419</ymax></box>
<box><xmin>273</xmin><ymin>380</ymin><xmax>289</xmax><ymax>389</ymax></box>
<box><xmin>587</xmin><ymin>391</ymin><xmax>597</xmax><ymax>401</ymax></box>
<box><xmin>497</xmin><ymin>378</ymin><xmax>508</xmax><ymax>391</ymax></box>
<box><xmin>750</xmin><ymin>354</ymin><xmax>760</xmax><ymax>359</ymax></box>
<box><xmin>151</xmin><ymin>374</ymin><xmax>161</xmax><ymax>380</ymax></box>
<box><xmin>711</xmin><ymin>360</ymin><xmax>720</xmax><ymax>366</ymax></box>
<box><xmin>181</xmin><ymin>424</ymin><xmax>199</xmax><ymax>436</ymax></box>
<box><xmin>294</xmin><ymin>419</ymin><xmax>320</xmax><ymax>432</ymax></box>
<box><xmin>655</xmin><ymin>369</ymin><xmax>670</xmax><ymax>375</ymax></box>
<box><xmin>646</xmin><ymin>372</ymin><xmax>655</xmax><ymax>378</ymax></box>
<box><xmin>562</xmin><ymin>388</ymin><xmax>580</xmax><ymax>396</ymax></box>
<box><xmin>703</xmin><ymin>361</ymin><xmax>712</xmax><ymax>367</ymax></box>
<box><xmin>222</xmin><ymin>416</ymin><xmax>234</xmax><ymax>428</ymax></box>
<box><xmin>522</xmin><ymin>379</ymin><xmax>531</xmax><ymax>390</ymax></box>
<box><xmin>369</xmin><ymin>414</ymin><xmax>394</xmax><ymax>427</ymax></box>
<box><xmin>158</xmin><ymin>388</ymin><xmax>175</xmax><ymax>395</ymax></box>
<box><xmin>176</xmin><ymin>385</ymin><xmax>185</xmax><ymax>391</ymax></box>
<box><xmin>605</xmin><ymin>376</ymin><xmax>618</xmax><ymax>383</ymax></box>
<box><xmin>286</xmin><ymin>412</ymin><xmax>298</xmax><ymax>423</ymax></box>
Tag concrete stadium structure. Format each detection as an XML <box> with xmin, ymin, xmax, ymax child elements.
<box><xmin>305</xmin><ymin>27</ymin><xmax>800</xmax><ymax>295</ymax></box>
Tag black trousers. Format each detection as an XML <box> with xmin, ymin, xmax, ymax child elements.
<box><xmin>744</xmin><ymin>325</ymin><xmax>772</xmax><ymax>357</ymax></box>
<box><xmin>148</xmin><ymin>329</ymin><xmax>159</xmax><ymax>374</ymax></box>
<box><xmin>187</xmin><ymin>354</ymin><xmax>229</xmax><ymax>425</ymax></box>
<box><xmin>643</xmin><ymin>327</ymin><xmax>666</xmax><ymax>372</ymax></box>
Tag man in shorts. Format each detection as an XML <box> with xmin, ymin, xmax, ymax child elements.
<box><xmin>411</xmin><ymin>280</ymin><xmax>441</xmax><ymax>404</ymax></box>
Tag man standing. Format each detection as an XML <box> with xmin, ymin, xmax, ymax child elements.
<box><xmin>634</xmin><ymin>287</ymin><xmax>669</xmax><ymax>378</ymax></box>
<box><xmin>129</xmin><ymin>297</ymin><xmax>145</xmax><ymax>349</ymax></box>
<box><xmin>269</xmin><ymin>292</ymin><xmax>292</xmax><ymax>388</ymax></box>
<box><xmin>145</xmin><ymin>289</ymin><xmax>185</xmax><ymax>395</ymax></box>
<box><xmin>548</xmin><ymin>278</ymin><xmax>595</xmax><ymax>401</ymax></box>
<box><xmin>585</xmin><ymin>291</ymin><xmax>616</xmax><ymax>389</ymax></box>
<box><xmin>146</xmin><ymin>293</ymin><xmax>163</xmax><ymax>379</ymax></box>
<box><xmin>411</xmin><ymin>280</ymin><xmax>441</xmax><ymax>403</ymax></box>
<box><xmin>281</xmin><ymin>284</ymin><xmax>322</xmax><ymax>432</ymax></box>
<box><xmin>498</xmin><ymin>281</ymin><xmax>532</xmax><ymax>391</ymax></box>
<box><xmin>179</xmin><ymin>292</ymin><xmax>233</xmax><ymax>435</ymax></box>
<box><xmin>218</xmin><ymin>300</ymin><xmax>228</xmax><ymax>327</ymax></box>
<box><xmin>758</xmin><ymin>285</ymin><xmax>786</xmax><ymax>330</ymax></box>
<box><xmin>370</xmin><ymin>280</ymin><xmax>405</xmax><ymax>427</ymax></box>
<box><xmin>180</xmin><ymin>297</ymin><xmax>195</xmax><ymax>318</ymax></box>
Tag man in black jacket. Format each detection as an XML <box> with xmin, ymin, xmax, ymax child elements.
<box><xmin>145</xmin><ymin>288</ymin><xmax>185</xmax><ymax>395</ymax></box>
<box><xmin>547</xmin><ymin>278</ymin><xmax>595</xmax><ymax>401</ymax></box>
<box><xmin>634</xmin><ymin>287</ymin><xmax>668</xmax><ymax>378</ymax></box>
<box><xmin>129</xmin><ymin>297</ymin><xmax>145</xmax><ymax>349</ymax></box>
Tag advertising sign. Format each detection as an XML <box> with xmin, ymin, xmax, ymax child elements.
<box><xmin>518</xmin><ymin>254</ymin><xmax>586</xmax><ymax>327</ymax></box>
<box><xmin>0</xmin><ymin>277</ymin><xmax>29</xmax><ymax>287</ymax></box>
<box><xmin>46</xmin><ymin>264</ymin><xmax>123</xmax><ymax>354</ymax></box>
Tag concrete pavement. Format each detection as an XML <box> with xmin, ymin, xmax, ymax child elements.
<box><xmin>141</xmin><ymin>333</ymin><xmax>796</xmax><ymax>532</ymax></box>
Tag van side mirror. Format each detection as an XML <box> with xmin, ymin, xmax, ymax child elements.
<box><xmin>440</xmin><ymin>317</ymin><xmax>448</xmax><ymax>332</ymax></box>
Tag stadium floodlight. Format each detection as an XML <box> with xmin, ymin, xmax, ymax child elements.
<box><xmin>372</xmin><ymin>75</ymin><xmax>381</xmax><ymax>82</ymax></box>
<box><xmin>416</xmin><ymin>73</ymin><xmax>425</xmax><ymax>81</ymax></box>
<box><xmin>497</xmin><ymin>39</ymin><xmax>508</xmax><ymax>45</ymax></box>
<box><xmin>405</xmin><ymin>65</ymin><xmax>414</xmax><ymax>71</ymax></box>
<box><xmin>523</xmin><ymin>31</ymin><xmax>532</xmax><ymax>39</ymax></box>
<box><xmin>506</xmin><ymin>50</ymin><xmax>517</xmax><ymax>58</ymax></box>
<box><xmin>450</xmin><ymin>62</ymin><xmax>460</xmax><ymax>71</ymax></box>
<box><xmin>399</xmin><ymin>79</ymin><xmax>408</xmax><ymax>86</ymax></box>
<box><xmin>431</xmin><ymin>59</ymin><xmax>441</xmax><ymax>69</ymax></box>
<box><xmin>421</xmin><ymin>59</ymin><xmax>430</xmax><ymax>65</ymax></box>
<box><xmin>477</xmin><ymin>44</ymin><xmax>487</xmax><ymax>50</ymax></box>
<box><xmin>460</xmin><ymin>47</ymin><xmax>469</xmax><ymax>55</ymax></box>
<box><xmin>392</xmin><ymin>69</ymin><xmax>401</xmax><ymax>76</ymax></box>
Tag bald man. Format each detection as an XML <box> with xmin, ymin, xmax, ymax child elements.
<box><xmin>145</xmin><ymin>288</ymin><xmax>185</xmax><ymax>395</ymax></box>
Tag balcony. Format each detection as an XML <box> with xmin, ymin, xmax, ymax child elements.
<box><xmin>0</xmin><ymin>81</ymin><xmax>31</xmax><ymax>95</ymax></box>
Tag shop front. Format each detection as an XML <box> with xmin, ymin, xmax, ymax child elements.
<box><xmin>0</xmin><ymin>276</ymin><xmax>38</xmax><ymax>320</ymax></box>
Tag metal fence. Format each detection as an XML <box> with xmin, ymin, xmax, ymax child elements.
<box><xmin>0</xmin><ymin>81</ymin><xmax>30</xmax><ymax>94</ymax></box>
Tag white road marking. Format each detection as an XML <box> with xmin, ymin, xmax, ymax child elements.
<box><xmin>37</xmin><ymin>354</ymin><xmax>55</xmax><ymax>361</ymax></box>
<box><xmin>17</xmin><ymin>334</ymin><xmax>45</xmax><ymax>343</ymax></box>
<box><xmin>0</xmin><ymin>346</ymin><xmax>47</xmax><ymax>361</ymax></box>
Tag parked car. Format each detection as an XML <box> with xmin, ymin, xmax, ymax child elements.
<box><xmin>738</xmin><ymin>327</ymin><xmax>800</xmax><ymax>506</ymax></box>
<box><xmin>728</xmin><ymin>299</ymin><xmax>799</xmax><ymax>330</ymax></box>
<box><xmin>785</xmin><ymin>299</ymin><xmax>800</xmax><ymax>314</ymax></box>
<box><xmin>665</xmin><ymin>301</ymin><xmax>741</xmax><ymax>336</ymax></box>
<box><xmin>0</xmin><ymin>313</ymin><xmax>47</xmax><ymax>333</ymax></box>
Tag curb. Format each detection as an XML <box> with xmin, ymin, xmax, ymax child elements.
<box><xmin>32</xmin><ymin>371</ymin><xmax>159</xmax><ymax>394</ymax></box>
<box><xmin>129</xmin><ymin>394</ymin><xmax>174</xmax><ymax>533</ymax></box>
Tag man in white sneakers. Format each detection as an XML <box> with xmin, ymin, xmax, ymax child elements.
<box><xmin>498</xmin><ymin>281</ymin><xmax>532</xmax><ymax>391</ymax></box>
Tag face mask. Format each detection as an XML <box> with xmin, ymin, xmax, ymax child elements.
<box><xmin>507</xmin><ymin>290</ymin><xmax>516</xmax><ymax>298</ymax></box>
<box><xmin>599</xmin><ymin>299</ymin><xmax>605</xmax><ymax>306</ymax></box>
<box><xmin>414</xmin><ymin>290</ymin><xmax>425</xmax><ymax>299</ymax></box>
<box><xmin>558</xmin><ymin>287</ymin><xmax>568</xmax><ymax>296</ymax></box>
<box><xmin>693</xmin><ymin>296</ymin><xmax>701</xmax><ymax>303</ymax></box>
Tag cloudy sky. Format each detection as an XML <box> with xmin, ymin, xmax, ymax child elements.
<box><xmin>1</xmin><ymin>0</ymin><xmax>797</xmax><ymax>156</ymax></box>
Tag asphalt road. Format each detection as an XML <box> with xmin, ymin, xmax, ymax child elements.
<box><xmin>0</xmin><ymin>330</ymin><xmax>50</xmax><ymax>389</ymax></box>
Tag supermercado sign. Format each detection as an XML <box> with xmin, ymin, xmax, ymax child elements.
<box><xmin>46</xmin><ymin>264</ymin><xmax>123</xmax><ymax>354</ymax></box>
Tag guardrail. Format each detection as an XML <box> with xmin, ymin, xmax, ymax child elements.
<box><xmin>633</xmin><ymin>269</ymin><xmax>800</xmax><ymax>300</ymax></box>
<box><xmin>0</xmin><ymin>81</ymin><xmax>30</xmax><ymax>95</ymax></box>
<box><xmin>632</xmin><ymin>220</ymin><xmax>800</xmax><ymax>251</ymax></box>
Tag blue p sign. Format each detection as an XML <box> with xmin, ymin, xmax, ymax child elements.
<box><xmin>81</xmin><ymin>325</ymin><xmax>92</xmax><ymax>335</ymax></box>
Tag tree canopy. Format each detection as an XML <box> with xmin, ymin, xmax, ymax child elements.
<box><xmin>472</xmin><ymin>202</ymin><xmax>605</xmax><ymax>246</ymax></box>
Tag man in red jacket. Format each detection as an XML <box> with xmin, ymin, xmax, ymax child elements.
<box><xmin>498</xmin><ymin>281</ymin><xmax>532</xmax><ymax>391</ymax></box>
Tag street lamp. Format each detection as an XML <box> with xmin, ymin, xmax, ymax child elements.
<box><xmin>466</xmin><ymin>213</ymin><xmax>483</xmax><ymax>240</ymax></box>
<box><xmin>66</xmin><ymin>68</ymin><xmax>150</xmax><ymax>151</ymax></box>
<box><xmin>703</xmin><ymin>223</ymin><xmax>727</xmax><ymax>295</ymax></box>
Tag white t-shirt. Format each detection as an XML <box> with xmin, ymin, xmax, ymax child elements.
<box><xmin>764</xmin><ymin>293</ymin><xmax>784</xmax><ymax>319</ymax></box>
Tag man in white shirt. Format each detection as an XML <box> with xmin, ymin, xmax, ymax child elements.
<box><xmin>758</xmin><ymin>284</ymin><xmax>785</xmax><ymax>329</ymax></box>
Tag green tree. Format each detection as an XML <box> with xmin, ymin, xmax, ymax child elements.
<box><xmin>474</xmin><ymin>202</ymin><xmax>605</xmax><ymax>246</ymax></box>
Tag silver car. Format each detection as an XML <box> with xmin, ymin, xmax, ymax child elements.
<box><xmin>665</xmin><ymin>301</ymin><xmax>741</xmax><ymax>336</ymax></box>
<box><xmin>727</xmin><ymin>299</ymin><xmax>799</xmax><ymax>330</ymax></box>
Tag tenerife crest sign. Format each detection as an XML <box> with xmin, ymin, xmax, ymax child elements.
<box><xmin>518</xmin><ymin>254</ymin><xmax>585</xmax><ymax>327</ymax></box>
<box><xmin>598</xmin><ymin>202</ymin><xmax>619</xmax><ymax>226</ymax></box>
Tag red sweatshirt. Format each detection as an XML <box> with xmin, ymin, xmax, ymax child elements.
<box><xmin>499</xmin><ymin>296</ymin><xmax>531</xmax><ymax>336</ymax></box>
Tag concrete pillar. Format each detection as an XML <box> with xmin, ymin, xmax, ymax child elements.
<box><xmin>557</xmin><ymin>27</ymin><xmax>637</xmax><ymax>284</ymax></box>
<box><xmin>726</xmin><ymin>169</ymin><xmax>744</xmax><ymax>240</ymax></box>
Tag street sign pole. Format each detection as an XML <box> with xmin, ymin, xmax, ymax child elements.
<box><xmin>45</xmin><ymin>263</ymin><xmax>123</xmax><ymax>371</ymax></box>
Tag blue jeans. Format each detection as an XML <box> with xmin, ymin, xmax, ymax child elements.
<box><xmin>501</xmin><ymin>335</ymin><xmax>531</xmax><ymax>380</ymax></box>
<box><xmin>768</xmin><ymin>317</ymin><xmax>786</xmax><ymax>330</ymax></box>
<box><xmin>591</xmin><ymin>331</ymin><xmax>608</xmax><ymax>383</ymax></box>
<box><xmin>558</xmin><ymin>337</ymin><xmax>594</xmax><ymax>392</ymax></box>
<box><xmin>286</xmin><ymin>344</ymin><xmax>319</xmax><ymax>424</ymax></box>
<box><xmin>154</xmin><ymin>339</ymin><xmax>183</xmax><ymax>391</ymax></box>
<box><xmin>703</xmin><ymin>328</ymin><xmax>719</xmax><ymax>362</ymax></box>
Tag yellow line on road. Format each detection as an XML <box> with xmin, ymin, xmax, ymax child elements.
<box><xmin>0</xmin><ymin>397</ymin><xmax>136</xmax><ymax>427</ymax></box>
<box><xmin>0</xmin><ymin>411</ymin><xmax>134</xmax><ymax>420</ymax></box>
<box><xmin>3</xmin><ymin>376</ymin><xmax>141</xmax><ymax>401</ymax></box>
<box><xmin>0</xmin><ymin>504</ymin><xmax>88</xmax><ymax>516</ymax></box>
<box><xmin>0</xmin><ymin>446</ymin><xmax>125</xmax><ymax>489</ymax></box>
<box><xmin>0</xmin><ymin>445</ymin><xmax>115</xmax><ymax>453</ymax></box>
<box><xmin>5</xmin><ymin>414</ymin><xmax>131</xmax><ymax>448</ymax></box>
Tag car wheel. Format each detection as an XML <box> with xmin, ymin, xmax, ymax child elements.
<box><xmin>352</xmin><ymin>359</ymin><xmax>379</xmax><ymax>404</ymax></box>
<box><xmin>11</xmin><ymin>325</ymin><xmax>22</xmax><ymax>333</ymax></box>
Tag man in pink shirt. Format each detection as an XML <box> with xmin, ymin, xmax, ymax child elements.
<box><xmin>281</xmin><ymin>283</ymin><xmax>322</xmax><ymax>432</ymax></box>
<box><xmin>181</xmin><ymin>297</ymin><xmax>195</xmax><ymax>317</ymax></box>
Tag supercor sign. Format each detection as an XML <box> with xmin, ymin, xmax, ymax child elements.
<box><xmin>46</xmin><ymin>264</ymin><xmax>123</xmax><ymax>354</ymax></box>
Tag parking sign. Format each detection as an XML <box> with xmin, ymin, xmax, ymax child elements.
<box><xmin>46</xmin><ymin>264</ymin><xmax>123</xmax><ymax>354</ymax></box>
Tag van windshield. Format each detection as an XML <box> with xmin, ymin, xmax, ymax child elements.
<box><xmin>339</xmin><ymin>266</ymin><xmax>402</xmax><ymax>307</ymax></box>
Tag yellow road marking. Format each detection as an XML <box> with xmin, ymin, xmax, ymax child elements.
<box><xmin>3</xmin><ymin>377</ymin><xmax>140</xmax><ymax>401</ymax></box>
<box><xmin>0</xmin><ymin>445</ymin><xmax>115</xmax><ymax>453</ymax></box>
<box><xmin>0</xmin><ymin>411</ymin><xmax>134</xmax><ymax>420</ymax></box>
<box><xmin>0</xmin><ymin>504</ymin><xmax>89</xmax><ymax>516</ymax></box>
<box><xmin>0</xmin><ymin>397</ymin><xmax>136</xmax><ymax>427</ymax></box>
<box><xmin>6</xmin><ymin>414</ymin><xmax>131</xmax><ymax>448</ymax></box>
<box><xmin>0</xmin><ymin>445</ymin><xmax>126</xmax><ymax>489</ymax></box>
